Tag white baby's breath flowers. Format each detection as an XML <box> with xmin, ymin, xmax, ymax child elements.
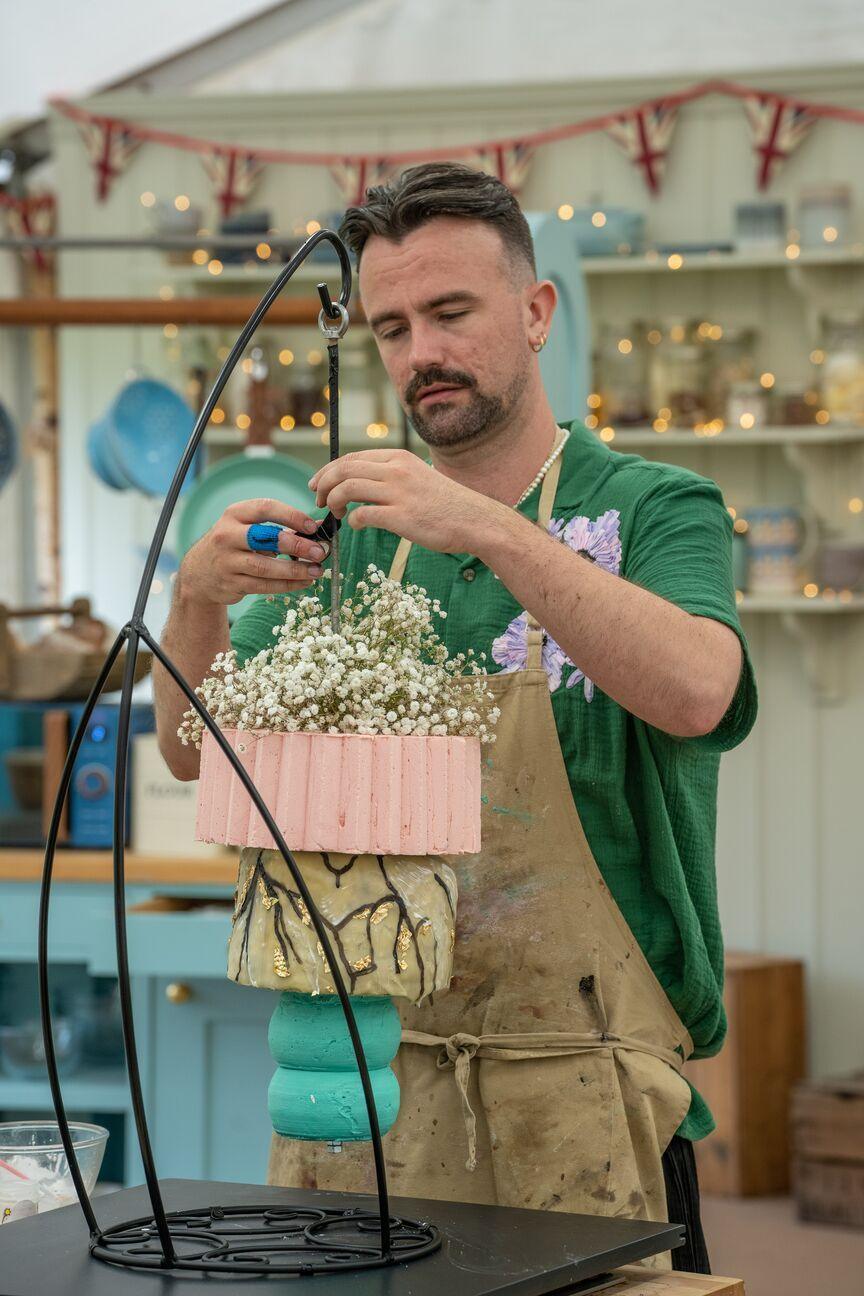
<box><xmin>178</xmin><ymin>565</ymin><xmax>500</xmax><ymax>747</ymax></box>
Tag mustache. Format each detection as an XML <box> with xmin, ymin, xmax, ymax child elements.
<box><xmin>405</xmin><ymin>369</ymin><xmax>475</xmax><ymax>403</ymax></box>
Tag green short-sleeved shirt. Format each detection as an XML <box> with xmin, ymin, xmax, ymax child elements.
<box><xmin>230</xmin><ymin>420</ymin><xmax>758</xmax><ymax>1140</ymax></box>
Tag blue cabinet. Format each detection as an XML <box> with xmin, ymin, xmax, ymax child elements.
<box><xmin>150</xmin><ymin>976</ymin><xmax>275</xmax><ymax>1184</ymax></box>
<box><xmin>0</xmin><ymin>872</ymin><xmax>279</xmax><ymax>1188</ymax></box>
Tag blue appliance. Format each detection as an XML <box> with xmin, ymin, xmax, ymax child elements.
<box><xmin>0</xmin><ymin>700</ymin><xmax>154</xmax><ymax>848</ymax></box>
<box><xmin>525</xmin><ymin>211</ymin><xmax>592</xmax><ymax>425</ymax></box>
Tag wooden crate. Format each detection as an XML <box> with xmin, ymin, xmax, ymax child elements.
<box><xmin>792</xmin><ymin>1072</ymin><xmax>864</xmax><ymax>1228</ymax></box>
<box><xmin>684</xmin><ymin>952</ymin><xmax>806</xmax><ymax>1196</ymax></box>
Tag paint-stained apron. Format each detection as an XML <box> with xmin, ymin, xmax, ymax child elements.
<box><xmin>268</xmin><ymin>450</ymin><xmax>694</xmax><ymax>1261</ymax></box>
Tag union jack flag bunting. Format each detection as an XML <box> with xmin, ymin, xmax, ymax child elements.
<box><xmin>472</xmin><ymin>141</ymin><xmax>535</xmax><ymax>194</ymax></box>
<box><xmin>743</xmin><ymin>94</ymin><xmax>818</xmax><ymax>189</ymax></box>
<box><xmin>606</xmin><ymin>104</ymin><xmax>678</xmax><ymax>194</ymax></box>
<box><xmin>3</xmin><ymin>194</ymin><xmax>56</xmax><ymax>272</ymax></box>
<box><xmin>329</xmin><ymin>158</ymin><xmax>394</xmax><ymax>207</ymax></box>
<box><xmin>75</xmin><ymin>118</ymin><xmax>141</xmax><ymax>202</ymax></box>
<box><xmin>200</xmin><ymin>148</ymin><xmax>264</xmax><ymax>219</ymax></box>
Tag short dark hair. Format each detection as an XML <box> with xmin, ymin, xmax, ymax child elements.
<box><xmin>338</xmin><ymin>162</ymin><xmax>536</xmax><ymax>281</ymax></box>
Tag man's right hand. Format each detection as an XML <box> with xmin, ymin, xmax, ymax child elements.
<box><xmin>179</xmin><ymin>497</ymin><xmax>329</xmax><ymax>606</ymax></box>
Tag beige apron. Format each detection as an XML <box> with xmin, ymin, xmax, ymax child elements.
<box><xmin>268</xmin><ymin>451</ymin><xmax>694</xmax><ymax>1258</ymax></box>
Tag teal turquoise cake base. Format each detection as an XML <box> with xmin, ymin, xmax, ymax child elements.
<box><xmin>268</xmin><ymin>991</ymin><xmax>402</xmax><ymax>1141</ymax></box>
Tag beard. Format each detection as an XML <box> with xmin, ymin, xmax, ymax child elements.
<box><xmin>405</xmin><ymin>362</ymin><xmax>530</xmax><ymax>448</ymax></box>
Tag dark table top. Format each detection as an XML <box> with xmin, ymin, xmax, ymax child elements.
<box><xmin>0</xmin><ymin>1177</ymin><xmax>684</xmax><ymax>1296</ymax></box>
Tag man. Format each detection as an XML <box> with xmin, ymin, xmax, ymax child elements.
<box><xmin>154</xmin><ymin>163</ymin><xmax>756</xmax><ymax>1273</ymax></box>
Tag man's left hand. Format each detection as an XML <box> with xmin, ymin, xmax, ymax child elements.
<box><xmin>308</xmin><ymin>449</ymin><xmax>493</xmax><ymax>554</ymax></box>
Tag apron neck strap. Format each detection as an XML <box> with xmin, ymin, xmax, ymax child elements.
<box><xmin>525</xmin><ymin>437</ymin><xmax>565</xmax><ymax>670</ymax></box>
<box><xmin>389</xmin><ymin>534</ymin><xmax>412</xmax><ymax>584</ymax></box>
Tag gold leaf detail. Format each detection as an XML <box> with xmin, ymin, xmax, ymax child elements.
<box><xmin>274</xmin><ymin>947</ymin><xmax>289</xmax><ymax>978</ymax></box>
<box><xmin>396</xmin><ymin>924</ymin><xmax>413</xmax><ymax>953</ymax></box>
<box><xmin>315</xmin><ymin>941</ymin><xmax>331</xmax><ymax>975</ymax></box>
<box><xmin>257</xmin><ymin>878</ymin><xmax>277</xmax><ymax>910</ymax></box>
<box><xmin>233</xmin><ymin>864</ymin><xmax>256</xmax><ymax>916</ymax></box>
<box><xmin>370</xmin><ymin>903</ymin><xmax>392</xmax><ymax>926</ymax></box>
<box><xmin>352</xmin><ymin>954</ymin><xmax>372</xmax><ymax>972</ymax></box>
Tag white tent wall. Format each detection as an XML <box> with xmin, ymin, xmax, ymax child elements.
<box><xmin>49</xmin><ymin>64</ymin><xmax>864</xmax><ymax>1084</ymax></box>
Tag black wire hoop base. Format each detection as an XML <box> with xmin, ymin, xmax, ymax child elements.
<box><xmin>35</xmin><ymin>228</ymin><xmax>437</xmax><ymax>1279</ymax></box>
<box><xmin>90</xmin><ymin>1203</ymin><xmax>441</xmax><ymax>1275</ymax></box>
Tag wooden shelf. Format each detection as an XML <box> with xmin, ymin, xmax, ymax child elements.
<box><xmin>594</xmin><ymin>426</ymin><xmax>864</xmax><ymax>448</ymax></box>
<box><xmin>0</xmin><ymin>297</ymin><xmax>367</xmax><ymax>327</ymax></box>
<box><xmin>581</xmin><ymin>245</ymin><xmax>864</xmax><ymax>275</ymax></box>
<box><xmin>0</xmin><ymin>849</ymin><xmax>238</xmax><ymax>886</ymax></box>
<box><xmin>158</xmin><ymin>260</ymin><xmax>339</xmax><ymax>286</ymax></box>
<box><xmin>738</xmin><ymin>594</ymin><xmax>864</xmax><ymax>613</ymax></box>
<box><xmin>204</xmin><ymin>425</ymin><xmax>415</xmax><ymax>449</ymax></box>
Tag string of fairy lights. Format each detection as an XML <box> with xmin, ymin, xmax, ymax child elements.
<box><xmin>142</xmin><ymin>191</ymin><xmax>392</xmax><ymax>446</ymax></box>
<box><xmin>138</xmin><ymin>192</ymin><xmax>862</xmax><ymax>609</ymax></box>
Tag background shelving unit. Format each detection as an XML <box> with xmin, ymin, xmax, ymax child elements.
<box><xmin>578</xmin><ymin>240</ymin><xmax>864</xmax><ymax>702</ymax></box>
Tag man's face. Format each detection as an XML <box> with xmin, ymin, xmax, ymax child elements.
<box><xmin>359</xmin><ymin>217</ymin><xmax>534</xmax><ymax>448</ymax></box>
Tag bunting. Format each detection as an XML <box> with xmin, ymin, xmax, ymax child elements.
<box><xmin>742</xmin><ymin>93</ymin><xmax>818</xmax><ymax>190</ymax></box>
<box><xmin>200</xmin><ymin>147</ymin><xmax>263</xmax><ymax>219</ymax></box>
<box><xmin>74</xmin><ymin>116</ymin><xmax>141</xmax><ymax>202</ymax></box>
<box><xmin>605</xmin><ymin>103</ymin><xmax>678</xmax><ymax>194</ymax></box>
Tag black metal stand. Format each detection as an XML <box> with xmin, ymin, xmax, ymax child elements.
<box><xmin>36</xmin><ymin>229</ymin><xmax>437</xmax><ymax>1274</ymax></box>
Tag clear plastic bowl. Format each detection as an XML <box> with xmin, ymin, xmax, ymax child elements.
<box><xmin>0</xmin><ymin>1018</ymin><xmax>83</xmax><ymax>1080</ymax></box>
<box><xmin>0</xmin><ymin>1122</ymin><xmax>108</xmax><ymax>1213</ymax></box>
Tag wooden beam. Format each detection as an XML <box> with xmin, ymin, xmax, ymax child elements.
<box><xmin>0</xmin><ymin>298</ymin><xmax>367</xmax><ymax>327</ymax></box>
<box><xmin>0</xmin><ymin>846</ymin><xmax>238</xmax><ymax>886</ymax></box>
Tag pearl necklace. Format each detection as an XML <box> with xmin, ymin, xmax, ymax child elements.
<box><xmin>513</xmin><ymin>425</ymin><xmax>569</xmax><ymax>508</ymax></box>
<box><xmin>428</xmin><ymin>425</ymin><xmax>569</xmax><ymax>509</ymax></box>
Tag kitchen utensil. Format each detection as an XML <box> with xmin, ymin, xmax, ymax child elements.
<box><xmin>86</xmin><ymin>417</ymin><xmax>128</xmax><ymax>490</ymax></box>
<box><xmin>815</xmin><ymin>542</ymin><xmax>864</xmax><ymax>591</ymax></box>
<box><xmin>734</xmin><ymin>201</ymin><xmax>786</xmax><ymax>250</ymax></box>
<box><xmin>0</xmin><ymin>1122</ymin><xmax>108</xmax><ymax>1213</ymax></box>
<box><xmin>568</xmin><ymin>206</ymin><xmax>645</xmax><ymax>257</ymax></box>
<box><xmin>106</xmin><ymin>379</ymin><xmax>198</xmax><ymax>497</ymax></box>
<box><xmin>0</xmin><ymin>400</ymin><xmax>18</xmax><ymax>492</ymax></box>
<box><xmin>0</xmin><ymin>1019</ymin><xmax>83</xmax><ymax>1080</ymax></box>
<box><xmin>744</xmin><ymin>505</ymin><xmax>819</xmax><ymax>594</ymax></box>
<box><xmin>798</xmin><ymin>184</ymin><xmax>852</xmax><ymax>249</ymax></box>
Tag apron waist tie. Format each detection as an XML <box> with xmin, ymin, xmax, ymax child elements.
<box><xmin>401</xmin><ymin>1028</ymin><xmax>686</xmax><ymax>1173</ymax></box>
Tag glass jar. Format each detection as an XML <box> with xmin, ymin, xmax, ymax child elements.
<box><xmin>338</xmin><ymin>337</ymin><xmax>378</xmax><ymax>432</ymax></box>
<box><xmin>705</xmin><ymin>326</ymin><xmax>757</xmax><ymax>423</ymax></box>
<box><xmin>289</xmin><ymin>347</ymin><xmax>329</xmax><ymax>428</ymax></box>
<box><xmin>820</xmin><ymin>313</ymin><xmax>864</xmax><ymax>426</ymax></box>
<box><xmin>593</xmin><ymin>322</ymin><xmax>650</xmax><ymax>426</ymax></box>
<box><xmin>726</xmin><ymin>382</ymin><xmax>768</xmax><ymax>431</ymax></box>
<box><xmin>798</xmin><ymin>184</ymin><xmax>851</xmax><ymax>250</ymax></box>
<box><xmin>648</xmin><ymin>322</ymin><xmax>708</xmax><ymax>428</ymax></box>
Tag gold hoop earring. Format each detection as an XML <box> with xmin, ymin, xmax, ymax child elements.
<box><xmin>532</xmin><ymin>333</ymin><xmax>547</xmax><ymax>353</ymax></box>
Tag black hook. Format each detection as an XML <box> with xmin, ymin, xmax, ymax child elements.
<box><xmin>317</xmin><ymin>282</ymin><xmax>341</xmax><ymax>321</ymax></box>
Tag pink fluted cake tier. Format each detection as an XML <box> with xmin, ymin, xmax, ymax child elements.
<box><xmin>195</xmin><ymin>729</ymin><xmax>481</xmax><ymax>855</ymax></box>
